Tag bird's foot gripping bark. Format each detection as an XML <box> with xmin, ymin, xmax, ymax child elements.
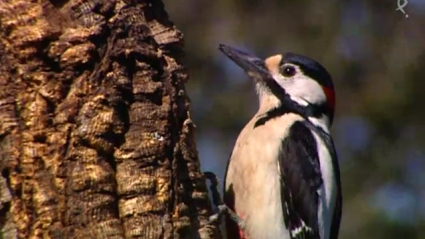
<box><xmin>203</xmin><ymin>172</ymin><xmax>246</xmax><ymax>230</ymax></box>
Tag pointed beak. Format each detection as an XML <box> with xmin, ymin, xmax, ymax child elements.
<box><xmin>218</xmin><ymin>44</ymin><xmax>272</xmax><ymax>81</ymax></box>
<box><xmin>218</xmin><ymin>44</ymin><xmax>309</xmax><ymax>118</ymax></box>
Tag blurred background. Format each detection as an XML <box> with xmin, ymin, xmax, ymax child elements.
<box><xmin>165</xmin><ymin>0</ymin><xmax>425</xmax><ymax>238</ymax></box>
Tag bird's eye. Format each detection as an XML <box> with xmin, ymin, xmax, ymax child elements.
<box><xmin>281</xmin><ymin>65</ymin><xmax>296</xmax><ymax>77</ymax></box>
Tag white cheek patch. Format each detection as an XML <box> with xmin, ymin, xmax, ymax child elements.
<box><xmin>279</xmin><ymin>75</ymin><xmax>327</xmax><ymax>106</ymax></box>
<box><xmin>271</xmin><ymin>73</ymin><xmax>310</xmax><ymax>106</ymax></box>
<box><xmin>290</xmin><ymin>95</ymin><xmax>309</xmax><ymax>106</ymax></box>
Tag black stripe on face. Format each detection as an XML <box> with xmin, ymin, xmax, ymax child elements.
<box><xmin>254</xmin><ymin>103</ymin><xmax>327</xmax><ymax>128</ymax></box>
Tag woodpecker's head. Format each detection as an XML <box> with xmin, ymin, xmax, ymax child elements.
<box><xmin>219</xmin><ymin>44</ymin><xmax>335</xmax><ymax>128</ymax></box>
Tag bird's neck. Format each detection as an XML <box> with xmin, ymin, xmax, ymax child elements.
<box><xmin>308</xmin><ymin>115</ymin><xmax>331</xmax><ymax>134</ymax></box>
<box><xmin>256</xmin><ymin>94</ymin><xmax>331</xmax><ymax>132</ymax></box>
<box><xmin>257</xmin><ymin>93</ymin><xmax>281</xmax><ymax>115</ymax></box>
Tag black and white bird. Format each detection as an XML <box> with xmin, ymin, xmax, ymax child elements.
<box><xmin>220</xmin><ymin>44</ymin><xmax>342</xmax><ymax>239</ymax></box>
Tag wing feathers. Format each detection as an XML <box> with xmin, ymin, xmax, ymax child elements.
<box><xmin>279</xmin><ymin>121</ymin><xmax>322</xmax><ymax>239</ymax></box>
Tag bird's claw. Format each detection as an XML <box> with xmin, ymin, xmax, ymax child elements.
<box><xmin>203</xmin><ymin>171</ymin><xmax>246</xmax><ymax>230</ymax></box>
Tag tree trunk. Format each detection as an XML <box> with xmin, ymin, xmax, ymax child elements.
<box><xmin>0</xmin><ymin>0</ymin><xmax>219</xmax><ymax>238</ymax></box>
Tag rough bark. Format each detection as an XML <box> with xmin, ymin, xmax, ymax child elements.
<box><xmin>0</xmin><ymin>0</ymin><xmax>219</xmax><ymax>238</ymax></box>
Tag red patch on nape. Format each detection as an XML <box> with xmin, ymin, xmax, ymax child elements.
<box><xmin>322</xmin><ymin>86</ymin><xmax>335</xmax><ymax>111</ymax></box>
<box><xmin>239</xmin><ymin>228</ymin><xmax>246</xmax><ymax>239</ymax></box>
<box><xmin>238</xmin><ymin>213</ymin><xmax>247</xmax><ymax>239</ymax></box>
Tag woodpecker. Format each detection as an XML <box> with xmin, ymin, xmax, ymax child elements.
<box><xmin>219</xmin><ymin>44</ymin><xmax>342</xmax><ymax>239</ymax></box>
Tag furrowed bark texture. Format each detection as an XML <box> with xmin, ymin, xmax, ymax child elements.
<box><xmin>0</xmin><ymin>0</ymin><xmax>219</xmax><ymax>238</ymax></box>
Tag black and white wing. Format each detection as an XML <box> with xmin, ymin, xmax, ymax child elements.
<box><xmin>327</xmin><ymin>133</ymin><xmax>342</xmax><ymax>239</ymax></box>
<box><xmin>279</xmin><ymin>121</ymin><xmax>340</xmax><ymax>239</ymax></box>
